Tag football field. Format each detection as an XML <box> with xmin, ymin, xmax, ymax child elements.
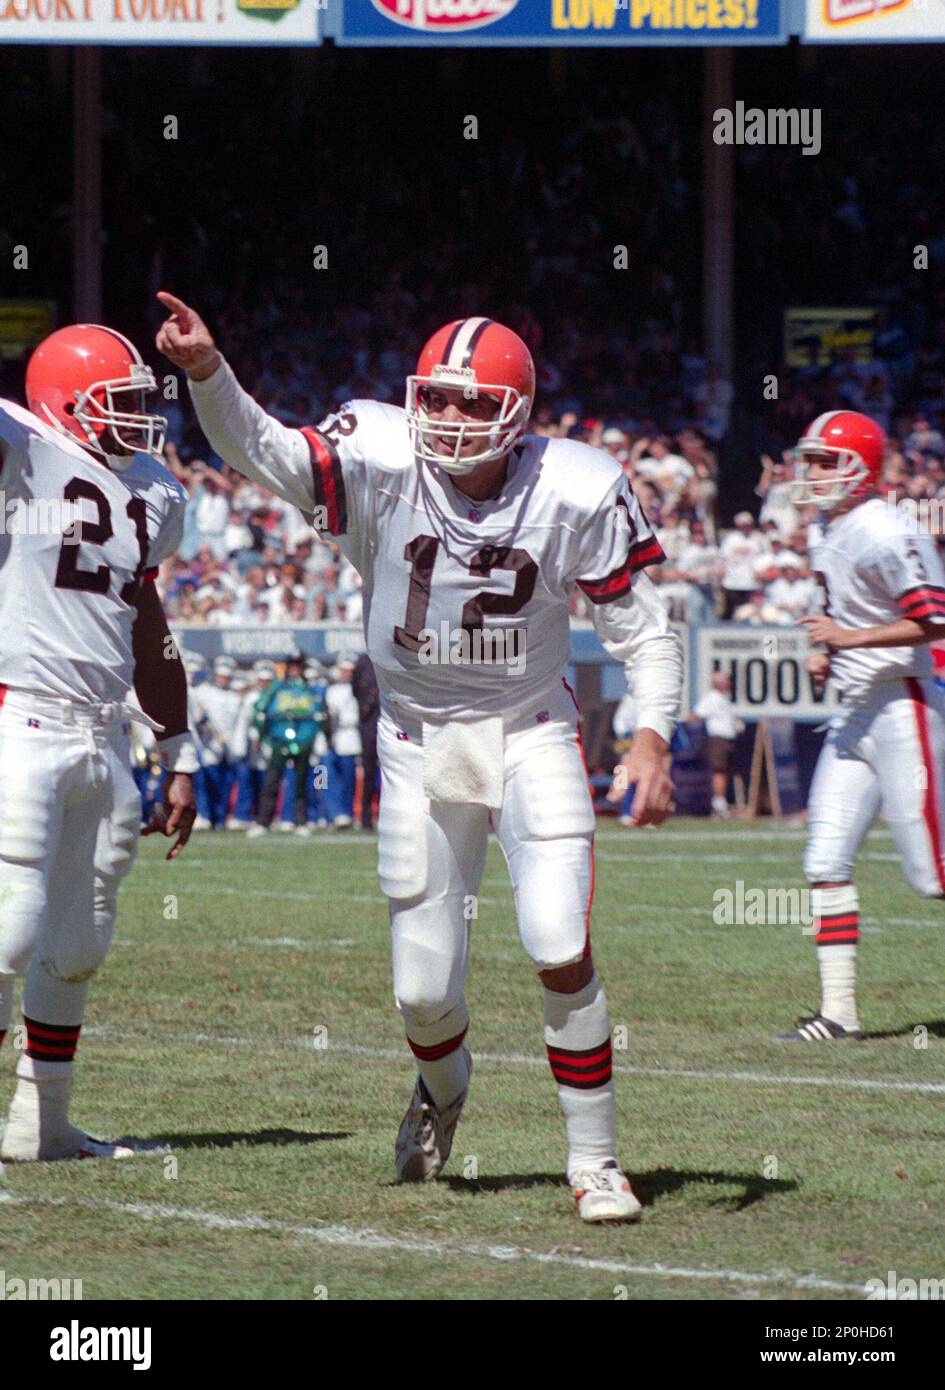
<box><xmin>2</xmin><ymin>819</ymin><xmax>943</xmax><ymax>1302</ymax></box>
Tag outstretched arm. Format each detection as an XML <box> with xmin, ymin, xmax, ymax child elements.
<box><xmin>156</xmin><ymin>291</ymin><xmax>316</xmax><ymax>513</ymax></box>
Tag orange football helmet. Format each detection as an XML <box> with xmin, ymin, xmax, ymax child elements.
<box><xmin>406</xmin><ymin>317</ymin><xmax>535</xmax><ymax>473</ymax></box>
<box><xmin>26</xmin><ymin>324</ymin><xmax>167</xmax><ymax>467</ymax></box>
<box><xmin>792</xmin><ymin>410</ymin><xmax>886</xmax><ymax>510</ymax></box>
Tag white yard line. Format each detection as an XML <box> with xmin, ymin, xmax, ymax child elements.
<box><xmin>0</xmin><ymin>1192</ymin><xmax>866</xmax><ymax>1296</ymax></box>
<box><xmin>82</xmin><ymin>1026</ymin><xmax>945</xmax><ymax>1095</ymax></box>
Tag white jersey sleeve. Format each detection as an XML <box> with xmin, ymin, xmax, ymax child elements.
<box><xmin>566</xmin><ymin>475</ymin><xmax>682</xmax><ymax>744</ymax></box>
<box><xmin>869</xmin><ymin>531</ymin><xmax>945</xmax><ymax>627</ymax></box>
<box><xmin>187</xmin><ymin>360</ymin><xmax>378</xmax><ymax>560</ymax></box>
<box><xmin>188</xmin><ymin>359</ymin><xmax>315</xmax><ymax>513</ymax></box>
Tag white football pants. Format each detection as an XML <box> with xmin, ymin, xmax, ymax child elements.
<box><xmin>377</xmin><ymin>693</ymin><xmax>596</xmax><ymax>1024</ymax></box>
<box><xmin>0</xmin><ymin>688</ymin><xmax>141</xmax><ymax>1032</ymax></box>
<box><xmin>805</xmin><ymin>677</ymin><xmax>945</xmax><ymax>897</ymax></box>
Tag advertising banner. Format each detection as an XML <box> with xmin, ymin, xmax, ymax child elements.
<box><xmin>694</xmin><ymin>625</ymin><xmax>838</xmax><ymax>723</ymax></box>
<box><xmin>0</xmin><ymin>0</ymin><xmax>323</xmax><ymax>46</ymax></box>
<box><xmin>806</xmin><ymin>0</ymin><xmax>945</xmax><ymax>42</ymax></box>
<box><xmin>339</xmin><ymin>0</ymin><xmax>784</xmax><ymax>46</ymax></box>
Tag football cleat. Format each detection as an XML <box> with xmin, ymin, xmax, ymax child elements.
<box><xmin>245</xmin><ymin>824</ymin><xmax>267</xmax><ymax>839</ymax></box>
<box><xmin>773</xmin><ymin>1013</ymin><xmax>864</xmax><ymax>1042</ymax></box>
<box><xmin>294</xmin><ymin>824</ymin><xmax>312</xmax><ymax>838</ymax></box>
<box><xmin>1</xmin><ymin>1124</ymin><xmax>135</xmax><ymax>1163</ymax></box>
<box><xmin>395</xmin><ymin>1052</ymin><xmax>471</xmax><ymax>1183</ymax></box>
<box><xmin>570</xmin><ymin>1162</ymin><xmax>642</xmax><ymax>1223</ymax></box>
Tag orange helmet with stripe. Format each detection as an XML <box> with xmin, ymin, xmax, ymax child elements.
<box><xmin>792</xmin><ymin>409</ymin><xmax>886</xmax><ymax>510</ymax></box>
<box><xmin>26</xmin><ymin>324</ymin><xmax>167</xmax><ymax>468</ymax></box>
<box><xmin>406</xmin><ymin>316</ymin><xmax>535</xmax><ymax>474</ymax></box>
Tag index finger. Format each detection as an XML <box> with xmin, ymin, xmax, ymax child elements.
<box><xmin>156</xmin><ymin>291</ymin><xmax>194</xmax><ymax>326</ymax></box>
<box><xmin>166</xmin><ymin>818</ymin><xmax>193</xmax><ymax>861</ymax></box>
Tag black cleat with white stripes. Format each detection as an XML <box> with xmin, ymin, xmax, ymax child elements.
<box><xmin>774</xmin><ymin>1013</ymin><xmax>865</xmax><ymax>1042</ymax></box>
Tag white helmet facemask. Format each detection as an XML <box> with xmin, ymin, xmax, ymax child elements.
<box><xmin>791</xmin><ymin>442</ymin><xmax>869</xmax><ymax>511</ymax></box>
<box><xmin>39</xmin><ymin>362</ymin><xmax>167</xmax><ymax>470</ymax></box>
<box><xmin>405</xmin><ymin>365</ymin><xmax>529</xmax><ymax>475</ymax></box>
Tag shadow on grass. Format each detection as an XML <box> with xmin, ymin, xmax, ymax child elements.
<box><xmin>860</xmin><ymin>1019</ymin><xmax>945</xmax><ymax>1042</ymax></box>
<box><xmin>128</xmin><ymin>1128</ymin><xmax>353</xmax><ymax>1152</ymax></box>
<box><xmin>439</xmin><ymin>1167</ymin><xmax>796</xmax><ymax>1211</ymax></box>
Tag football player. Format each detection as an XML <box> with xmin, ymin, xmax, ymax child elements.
<box><xmin>0</xmin><ymin>325</ymin><xmax>197</xmax><ymax>1169</ymax></box>
<box><xmin>776</xmin><ymin>411</ymin><xmax>945</xmax><ymax>1041</ymax></box>
<box><xmin>157</xmin><ymin>294</ymin><xmax>682</xmax><ymax>1222</ymax></box>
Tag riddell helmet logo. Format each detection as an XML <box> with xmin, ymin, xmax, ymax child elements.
<box><xmin>370</xmin><ymin>0</ymin><xmax>518</xmax><ymax>31</ymax></box>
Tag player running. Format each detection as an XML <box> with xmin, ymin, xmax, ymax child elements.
<box><xmin>0</xmin><ymin>325</ymin><xmax>197</xmax><ymax>1169</ymax></box>
<box><xmin>157</xmin><ymin>293</ymin><xmax>682</xmax><ymax>1222</ymax></box>
<box><xmin>776</xmin><ymin>410</ymin><xmax>945</xmax><ymax>1042</ymax></box>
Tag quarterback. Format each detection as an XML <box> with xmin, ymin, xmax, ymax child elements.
<box><xmin>777</xmin><ymin>410</ymin><xmax>945</xmax><ymax>1042</ymax></box>
<box><xmin>0</xmin><ymin>325</ymin><xmax>197</xmax><ymax>1170</ymax></box>
<box><xmin>157</xmin><ymin>293</ymin><xmax>682</xmax><ymax>1221</ymax></box>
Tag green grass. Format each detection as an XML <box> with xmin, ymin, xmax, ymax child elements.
<box><xmin>2</xmin><ymin>820</ymin><xmax>944</xmax><ymax>1300</ymax></box>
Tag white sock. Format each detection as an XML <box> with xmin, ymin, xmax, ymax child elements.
<box><xmin>402</xmin><ymin>1001</ymin><xmax>470</xmax><ymax>1111</ymax></box>
<box><xmin>813</xmin><ymin>885</ymin><xmax>860</xmax><ymax>1030</ymax></box>
<box><xmin>2</xmin><ymin>1054</ymin><xmax>85</xmax><ymax>1161</ymax></box>
<box><xmin>544</xmin><ymin>973</ymin><xmax>617</xmax><ymax>1179</ymax></box>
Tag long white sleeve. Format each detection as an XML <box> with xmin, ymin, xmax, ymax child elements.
<box><xmin>187</xmin><ymin>358</ymin><xmax>314</xmax><ymax>512</ymax></box>
<box><xmin>589</xmin><ymin>571</ymin><xmax>683</xmax><ymax>745</ymax></box>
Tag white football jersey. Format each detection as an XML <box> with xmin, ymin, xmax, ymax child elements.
<box><xmin>189</xmin><ymin>364</ymin><xmax>677</xmax><ymax>730</ymax></box>
<box><xmin>0</xmin><ymin>399</ymin><xmax>186</xmax><ymax>704</ymax></box>
<box><xmin>301</xmin><ymin>400</ymin><xmax>666</xmax><ymax>723</ymax></box>
<box><xmin>808</xmin><ymin>497</ymin><xmax>945</xmax><ymax>696</ymax></box>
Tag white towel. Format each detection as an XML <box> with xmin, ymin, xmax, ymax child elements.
<box><xmin>422</xmin><ymin>718</ymin><xmax>504</xmax><ymax>809</ymax></box>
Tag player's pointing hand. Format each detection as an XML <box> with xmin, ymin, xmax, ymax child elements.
<box><xmin>155</xmin><ymin>291</ymin><xmax>221</xmax><ymax>381</ymax></box>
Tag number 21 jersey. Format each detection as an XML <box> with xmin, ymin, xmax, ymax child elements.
<box><xmin>0</xmin><ymin>399</ymin><xmax>186</xmax><ymax>704</ymax></box>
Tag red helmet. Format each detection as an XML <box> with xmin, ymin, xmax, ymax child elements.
<box><xmin>792</xmin><ymin>410</ymin><xmax>886</xmax><ymax>510</ymax></box>
<box><xmin>26</xmin><ymin>324</ymin><xmax>166</xmax><ymax>467</ymax></box>
<box><xmin>406</xmin><ymin>317</ymin><xmax>535</xmax><ymax>474</ymax></box>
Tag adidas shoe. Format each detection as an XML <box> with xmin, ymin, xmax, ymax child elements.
<box><xmin>395</xmin><ymin>1053</ymin><xmax>471</xmax><ymax>1183</ymax></box>
<box><xmin>773</xmin><ymin>1013</ymin><xmax>864</xmax><ymax>1042</ymax></box>
<box><xmin>570</xmin><ymin>1161</ymin><xmax>642</xmax><ymax>1223</ymax></box>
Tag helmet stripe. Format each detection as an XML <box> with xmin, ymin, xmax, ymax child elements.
<box><xmin>460</xmin><ymin>317</ymin><xmax>494</xmax><ymax>367</ymax></box>
<box><xmin>93</xmin><ymin>324</ymin><xmax>144</xmax><ymax>367</ymax></box>
<box><xmin>443</xmin><ymin>316</ymin><xmax>493</xmax><ymax>369</ymax></box>
<box><xmin>805</xmin><ymin>410</ymin><xmax>843</xmax><ymax>441</ymax></box>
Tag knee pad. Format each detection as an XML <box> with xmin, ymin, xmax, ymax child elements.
<box><xmin>398</xmin><ymin>998</ymin><xmax>469</xmax><ymax>1049</ymax></box>
<box><xmin>804</xmin><ymin>840</ymin><xmax>856</xmax><ymax>885</ymax></box>
<box><xmin>391</xmin><ymin>893</ymin><xmax>468</xmax><ymax>1022</ymax></box>
<box><xmin>38</xmin><ymin>909</ymin><xmax>113</xmax><ymax>984</ymax></box>
<box><xmin>513</xmin><ymin>834</ymin><xmax>593</xmax><ymax>971</ymax></box>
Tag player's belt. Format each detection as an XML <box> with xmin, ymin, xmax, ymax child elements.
<box><xmin>0</xmin><ymin>686</ymin><xmax>164</xmax><ymax>732</ymax></box>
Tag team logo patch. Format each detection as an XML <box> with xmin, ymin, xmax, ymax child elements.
<box><xmin>396</xmin><ymin>730</ymin><xmax>410</xmax><ymax>741</ymax></box>
<box><xmin>536</xmin><ymin>710</ymin><xmax>549</xmax><ymax>723</ymax></box>
<box><xmin>27</xmin><ymin>718</ymin><xmax>40</xmax><ymax>729</ymax></box>
<box><xmin>369</xmin><ymin>0</ymin><xmax>518</xmax><ymax>33</ymax></box>
<box><xmin>468</xmin><ymin>509</ymin><xmax>482</xmax><ymax>524</ymax></box>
